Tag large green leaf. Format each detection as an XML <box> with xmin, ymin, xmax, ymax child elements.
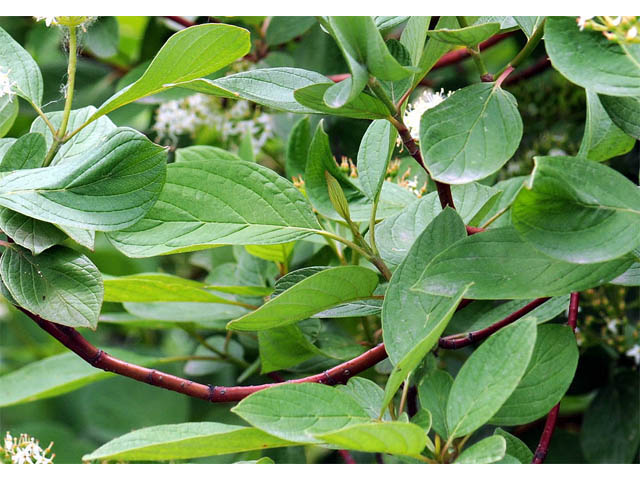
<box><xmin>418</xmin><ymin>369</ymin><xmax>453</xmax><ymax>438</ymax></box>
<box><xmin>419</xmin><ymin>82</ymin><xmax>523</xmax><ymax>184</ymax></box>
<box><xmin>374</xmin><ymin>183</ymin><xmax>500</xmax><ymax>268</ymax></box>
<box><xmin>400</xmin><ymin>17</ymin><xmax>431</xmax><ymax>67</ymax></box>
<box><xmin>91</xmin><ymin>24</ymin><xmax>251</xmax><ymax>120</ymax></box>
<box><xmin>123</xmin><ymin>302</ymin><xmax>247</xmax><ymax>329</ymax></box>
<box><xmin>285</xmin><ymin>116</ymin><xmax>312</xmax><ymax>179</ymax></box>
<box><xmin>172</xmin><ymin>67</ymin><xmax>330</xmax><ymax>114</ymax></box>
<box><xmin>316</xmin><ymin>422</ymin><xmax>427</xmax><ymax>456</ymax></box>
<box><xmin>0</xmin><ymin>209</ymin><xmax>66</xmax><ymax>255</ymax></box>
<box><xmin>358</xmin><ymin>120</ymin><xmax>397</xmax><ymax>202</ymax></box>
<box><xmin>514</xmin><ymin>16</ymin><xmax>545</xmax><ymax>38</ymax></box>
<box><xmin>30</xmin><ymin>106</ymin><xmax>117</xmax><ymax>166</ymax></box>
<box><xmin>0</xmin><ymin>245</ymin><xmax>103</xmax><ymax>329</ymax></box>
<box><xmin>428</xmin><ymin>22</ymin><xmax>500</xmax><ymax>47</ymax></box>
<box><xmin>491</xmin><ymin>324</ymin><xmax>578</xmax><ymax>425</ymax></box>
<box><xmin>611</xmin><ymin>262</ymin><xmax>640</xmax><ymax>286</ymax></box>
<box><xmin>83</xmin><ymin>422</ymin><xmax>296</xmax><ymax>462</ymax></box>
<box><xmin>232</xmin><ymin>383</ymin><xmax>371</xmax><ymax>443</ymax></box>
<box><xmin>578</xmin><ymin>91</ymin><xmax>635</xmax><ymax>161</ymax></box>
<box><xmin>0</xmin><ymin>349</ymin><xmax>160</xmax><ymax>407</ymax></box>
<box><xmin>454</xmin><ymin>436</ymin><xmax>506</xmax><ymax>464</ymax></box>
<box><xmin>227</xmin><ymin>266</ymin><xmax>379</xmax><ymax>331</ymax></box>
<box><xmin>103</xmin><ymin>273</ymin><xmax>242</xmax><ymax>305</ymax></box>
<box><xmin>0</xmin><ymin>132</ymin><xmax>46</xmax><ymax>171</ymax></box>
<box><xmin>258</xmin><ymin>324</ymin><xmax>324</xmax><ymax>373</ymax></box>
<box><xmin>0</xmin><ymin>26</ymin><xmax>43</xmax><ymax>106</ymax></box>
<box><xmin>545</xmin><ymin>16</ymin><xmax>640</xmax><ymax>97</ymax></box>
<box><xmin>580</xmin><ymin>371</ymin><xmax>639</xmax><ymax>463</ymax></box>
<box><xmin>294</xmin><ymin>83</ymin><xmax>392</xmax><ymax>119</ymax></box>
<box><xmin>446</xmin><ymin>318</ymin><xmax>537</xmax><ymax>439</ymax></box>
<box><xmin>383</xmin><ymin>208</ymin><xmax>467</xmax><ymax>366</ymax></box>
<box><xmin>107</xmin><ymin>157</ymin><xmax>321</xmax><ymax>257</ymax></box>
<box><xmin>336</xmin><ymin>377</ymin><xmax>390</xmax><ymax>421</ymax></box>
<box><xmin>599</xmin><ymin>94</ymin><xmax>640</xmax><ymax>140</ymax></box>
<box><xmin>415</xmin><ymin>227</ymin><xmax>633</xmax><ymax>299</ymax></box>
<box><xmin>0</xmin><ymin>128</ymin><xmax>167</xmax><ymax>232</ymax></box>
<box><xmin>512</xmin><ymin>156</ymin><xmax>640</xmax><ymax>263</ymax></box>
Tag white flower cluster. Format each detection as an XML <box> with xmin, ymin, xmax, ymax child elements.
<box><xmin>402</xmin><ymin>88</ymin><xmax>451</xmax><ymax>139</ymax></box>
<box><xmin>152</xmin><ymin>94</ymin><xmax>273</xmax><ymax>154</ymax></box>
<box><xmin>0</xmin><ymin>66</ymin><xmax>16</xmax><ymax>100</ymax></box>
<box><xmin>35</xmin><ymin>16</ymin><xmax>58</xmax><ymax>27</ymax></box>
<box><xmin>577</xmin><ymin>16</ymin><xmax>639</xmax><ymax>43</ymax></box>
<box><xmin>1</xmin><ymin>432</ymin><xmax>54</xmax><ymax>464</ymax></box>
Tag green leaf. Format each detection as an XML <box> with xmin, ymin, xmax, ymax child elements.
<box><xmin>304</xmin><ymin>122</ymin><xmax>415</xmax><ymax>222</ymax></box>
<box><xmin>494</xmin><ymin>428</ymin><xmax>534</xmax><ymax>464</ymax></box>
<box><xmin>174</xmin><ymin>144</ymin><xmax>241</xmax><ymax>163</ymax></box>
<box><xmin>428</xmin><ymin>22</ymin><xmax>500</xmax><ymax>47</ymax></box>
<box><xmin>84</xmin><ymin>16</ymin><xmax>119</xmax><ymax>58</ymax></box>
<box><xmin>0</xmin><ymin>349</ymin><xmax>161</xmax><ymax>407</ymax></box>
<box><xmin>258</xmin><ymin>324</ymin><xmax>323</xmax><ymax>373</ymax></box>
<box><xmin>336</xmin><ymin>377</ymin><xmax>390</xmax><ymax>420</ymax></box>
<box><xmin>0</xmin><ymin>96</ymin><xmax>18</xmax><ymax>138</ymax></box>
<box><xmin>232</xmin><ymin>383</ymin><xmax>370</xmax><ymax>443</ymax></box>
<box><xmin>358</xmin><ymin>120</ymin><xmax>397</xmax><ymax>202</ymax></box>
<box><xmin>412</xmin><ymin>17</ymin><xmax>459</xmax><ymax>89</ymax></box>
<box><xmin>58</xmin><ymin>225</ymin><xmax>95</xmax><ymax>250</ymax></box>
<box><xmin>83</xmin><ymin>422</ymin><xmax>297</xmax><ymax>462</ymax></box>
<box><xmin>174</xmin><ymin>68</ymin><xmax>330</xmax><ymax>114</ymax></box>
<box><xmin>513</xmin><ymin>16</ymin><xmax>545</xmax><ymax>38</ymax></box>
<box><xmin>579</xmin><ymin>91</ymin><xmax>635</xmax><ymax>161</ymax></box>
<box><xmin>474</xmin><ymin>176</ymin><xmax>527</xmax><ymax>228</ymax></box>
<box><xmin>374</xmin><ymin>183</ymin><xmax>500</xmax><ymax>268</ymax></box>
<box><xmin>285</xmin><ymin>116</ymin><xmax>311</xmax><ymax>179</ymax></box>
<box><xmin>245</xmin><ymin>243</ymin><xmax>294</xmax><ymax>264</ymax></box>
<box><xmin>107</xmin><ymin>157</ymin><xmax>321</xmax><ymax>257</ymax></box>
<box><xmin>0</xmin><ymin>245</ymin><xmax>103</xmax><ymax>329</ymax></box>
<box><xmin>0</xmin><ymin>26</ymin><xmax>43</xmax><ymax>107</ymax></box>
<box><xmin>610</xmin><ymin>262</ymin><xmax>640</xmax><ymax>286</ymax></box>
<box><xmin>600</xmin><ymin>94</ymin><xmax>640</xmax><ymax>140</ymax></box>
<box><xmin>512</xmin><ymin>156</ymin><xmax>640</xmax><ymax>263</ymax></box>
<box><xmin>415</xmin><ymin>227</ymin><xmax>633</xmax><ymax>299</ymax></box>
<box><xmin>266</xmin><ymin>17</ymin><xmax>316</xmax><ymax>45</ymax></box>
<box><xmin>455</xmin><ymin>436</ymin><xmax>506</xmax><ymax>464</ymax></box>
<box><xmin>123</xmin><ymin>302</ymin><xmax>247</xmax><ymax>329</ymax></box>
<box><xmin>0</xmin><ymin>132</ymin><xmax>46</xmax><ymax>171</ymax></box>
<box><xmin>316</xmin><ymin>422</ymin><xmax>427</xmax><ymax>456</ymax></box>
<box><xmin>30</xmin><ymin>106</ymin><xmax>117</xmax><ymax>166</ymax></box>
<box><xmin>0</xmin><ymin>128</ymin><xmax>167</xmax><ymax>232</ymax></box>
<box><xmin>400</xmin><ymin>16</ymin><xmax>431</xmax><ymax>67</ymax></box>
<box><xmin>545</xmin><ymin>16</ymin><xmax>640</xmax><ymax>96</ymax></box>
<box><xmin>103</xmin><ymin>273</ymin><xmax>242</xmax><ymax>304</ymax></box>
<box><xmin>418</xmin><ymin>369</ymin><xmax>453</xmax><ymax>438</ymax></box>
<box><xmin>383</xmin><ymin>208</ymin><xmax>467</xmax><ymax>366</ymax></box>
<box><xmin>375</xmin><ymin>16</ymin><xmax>410</xmax><ymax>33</ymax></box>
<box><xmin>294</xmin><ymin>83</ymin><xmax>391</xmax><ymax>119</ymax></box>
<box><xmin>419</xmin><ymin>82</ymin><xmax>523</xmax><ymax>184</ymax></box>
<box><xmin>446</xmin><ymin>318</ymin><xmax>537</xmax><ymax>439</ymax></box>
<box><xmin>0</xmin><ymin>209</ymin><xmax>66</xmax><ymax>255</ymax></box>
<box><xmin>91</xmin><ymin>24</ymin><xmax>251</xmax><ymax>120</ymax></box>
<box><xmin>491</xmin><ymin>324</ymin><xmax>578</xmax><ymax>425</ymax></box>
<box><xmin>580</xmin><ymin>371</ymin><xmax>639</xmax><ymax>463</ymax></box>
<box><xmin>227</xmin><ymin>266</ymin><xmax>379</xmax><ymax>331</ymax></box>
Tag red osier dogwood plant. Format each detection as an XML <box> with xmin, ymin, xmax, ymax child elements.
<box><xmin>0</xmin><ymin>16</ymin><xmax>638</xmax><ymax>465</ymax></box>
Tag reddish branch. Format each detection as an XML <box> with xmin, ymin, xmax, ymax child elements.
<box><xmin>532</xmin><ymin>292</ymin><xmax>580</xmax><ymax>464</ymax></box>
<box><xmin>165</xmin><ymin>16</ymin><xmax>196</xmax><ymax>28</ymax></box>
<box><xmin>438</xmin><ymin>297</ymin><xmax>551</xmax><ymax>349</ymax></box>
<box><xmin>22</xmin><ymin>306</ymin><xmax>387</xmax><ymax>403</ymax></box>
<box><xmin>338</xmin><ymin>450</ymin><xmax>357</xmax><ymax>464</ymax></box>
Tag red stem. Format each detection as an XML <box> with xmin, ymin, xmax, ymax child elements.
<box><xmin>338</xmin><ymin>450</ymin><xmax>357</xmax><ymax>464</ymax></box>
<box><xmin>165</xmin><ymin>16</ymin><xmax>196</xmax><ymax>28</ymax></box>
<box><xmin>531</xmin><ymin>292</ymin><xmax>580</xmax><ymax>464</ymax></box>
<box><xmin>438</xmin><ymin>297</ymin><xmax>550</xmax><ymax>349</ymax></box>
<box><xmin>22</xmin><ymin>306</ymin><xmax>387</xmax><ymax>403</ymax></box>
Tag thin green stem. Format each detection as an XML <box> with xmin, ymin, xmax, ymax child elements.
<box><xmin>316</xmin><ymin>230</ymin><xmax>372</xmax><ymax>260</ymax></box>
<box><xmin>495</xmin><ymin>19</ymin><xmax>546</xmax><ymax>78</ymax></box>
<box><xmin>398</xmin><ymin>374</ymin><xmax>411</xmax><ymax>414</ymax></box>
<box><xmin>368</xmin><ymin>78</ymin><xmax>398</xmax><ymax>116</ymax></box>
<box><xmin>456</xmin><ymin>17</ymin><xmax>490</xmax><ymax>80</ymax></box>
<box><xmin>43</xmin><ymin>26</ymin><xmax>78</xmax><ymax>167</ymax></box>
<box><xmin>369</xmin><ymin>196</ymin><xmax>380</xmax><ymax>257</ymax></box>
<box><xmin>27</xmin><ymin>99</ymin><xmax>57</xmax><ymax>137</ymax></box>
<box><xmin>479</xmin><ymin>204</ymin><xmax>511</xmax><ymax>229</ymax></box>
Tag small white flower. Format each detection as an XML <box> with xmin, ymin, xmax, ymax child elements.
<box><xmin>0</xmin><ymin>66</ymin><xmax>16</xmax><ymax>100</ymax></box>
<box><xmin>626</xmin><ymin>344</ymin><xmax>640</xmax><ymax>365</ymax></box>
<box><xmin>577</xmin><ymin>16</ymin><xmax>594</xmax><ymax>30</ymax></box>
<box><xmin>403</xmin><ymin>88</ymin><xmax>451</xmax><ymax>139</ymax></box>
<box><xmin>606</xmin><ymin>318</ymin><xmax>619</xmax><ymax>334</ymax></box>
<box><xmin>611</xmin><ymin>16</ymin><xmax>622</xmax><ymax>26</ymax></box>
<box><xmin>627</xmin><ymin>26</ymin><xmax>638</xmax><ymax>39</ymax></box>
<box><xmin>35</xmin><ymin>16</ymin><xmax>58</xmax><ymax>27</ymax></box>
